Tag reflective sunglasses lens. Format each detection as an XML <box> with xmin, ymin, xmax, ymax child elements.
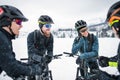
<box><xmin>45</xmin><ymin>24</ymin><xmax>51</xmax><ymax>28</ymax></box>
<box><xmin>15</xmin><ymin>19</ymin><xmax>22</xmax><ymax>25</ymax></box>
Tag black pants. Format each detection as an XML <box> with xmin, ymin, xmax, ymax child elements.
<box><xmin>88</xmin><ymin>61</ymin><xmax>99</xmax><ymax>73</ymax></box>
<box><xmin>99</xmin><ymin>70</ymin><xmax>120</xmax><ymax>80</ymax></box>
<box><xmin>80</xmin><ymin>60</ymin><xmax>99</xmax><ymax>77</ymax></box>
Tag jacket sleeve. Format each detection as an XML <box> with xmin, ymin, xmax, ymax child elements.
<box><xmin>80</xmin><ymin>35</ymin><xmax>99</xmax><ymax>59</ymax></box>
<box><xmin>27</xmin><ymin>32</ymin><xmax>40</xmax><ymax>57</ymax></box>
<box><xmin>46</xmin><ymin>34</ymin><xmax>54</xmax><ymax>57</ymax></box>
<box><xmin>72</xmin><ymin>37</ymin><xmax>84</xmax><ymax>54</ymax></box>
<box><xmin>0</xmin><ymin>35</ymin><xmax>32</xmax><ymax>78</ymax></box>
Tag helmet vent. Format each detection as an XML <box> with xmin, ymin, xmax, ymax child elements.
<box><xmin>0</xmin><ymin>7</ymin><xmax>4</xmax><ymax>15</ymax></box>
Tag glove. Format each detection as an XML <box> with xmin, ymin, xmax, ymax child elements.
<box><xmin>98</xmin><ymin>56</ymin><xmax>109</xmax><ymax>67</ymax></box>
<box><xmin>76</xmin><ymin>56</ymin><xmax>82</xmax><ymax>64</ymax></box>
<box><xmin>45</xmin><ymin>55</ymin><xmax>52</xmax><ymax>64</ymax></box>
<box><xmin>30</xmin><ymin>64</ymin><xmax>42</xmax><ymax>75</ymax></box>
<box><xmin>31</xmin><ymin>54</ymin><xmax>43</xmax><ymax>64</ymax></box>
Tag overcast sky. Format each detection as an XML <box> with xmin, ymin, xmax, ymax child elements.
<box><xmin>0</xmin><ymin>0</ymin><xmax>119</xmax><ymax>31</ymax></box>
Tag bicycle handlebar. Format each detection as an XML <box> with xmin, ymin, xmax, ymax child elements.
<box><xmin>63</xmin><ymin>52</ymin><xmax>79</xmax><ymax>57</ymax></box>
<box><xmin>20</xmin><ymin>54</ymin><xmax>63</xmax><ymax>61</ymax></box>
<box><xmin>53</xmin><ymin>54</ymin><xmax>63</xmax><ymax>59</ymax></box>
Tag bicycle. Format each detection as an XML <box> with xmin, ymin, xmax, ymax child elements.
<box><xmin>63</xmin><ymin>52</ymin><xmax>99</xmax><ymax>80</ymax></box>
<box><xmin>13</xmin><ymin>54</ymin><xmax>62</xmax><ymax>80</ymax></box>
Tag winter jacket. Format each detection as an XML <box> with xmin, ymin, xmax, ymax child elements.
<box><xmin>27</xmin><ymin>29</ymin><xmax>53</xmax><ymax>62</ymax></box>
<box><xmin>72</xmin><ymin>33</ymin><xmax>99</xmax><ymax>60</ymax></box>
<box><xmin>108</xmin><ymin>42</ymin><xmax>120</xmax><ymax>73</ymax></box>
<box><xmin>0</xmin><ymin>28</ymin><xmax>37</xmax><ymax>78</ymax></box>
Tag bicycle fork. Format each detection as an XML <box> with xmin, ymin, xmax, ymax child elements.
<box><xmin>75</xmin><ymin>60</ymin><xmax>89</xmax><ymax>80</ymax></box>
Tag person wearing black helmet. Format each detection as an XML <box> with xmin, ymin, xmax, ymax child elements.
<box><xmin>71</xmin><ymin>20</ymin><xmax>99</xmax><ymax>79</ymax></box>
<box><xmin>0</xmin><ymin>5</ymin><xmax>42</xmax><ymax>79</ymax></box>
<box><xmin>98</xmin><ymin>1</ymin><xmax>120</xmax><ymax>80</ymax></box>
<box><xmin>27</xmin><ymin>15</ymin><xmax>54</xmax><ymax>80</ymax></box>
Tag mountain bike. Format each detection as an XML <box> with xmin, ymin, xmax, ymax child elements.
<box><xmin>63</xmin><ymin>52</ymin><xmax>99</xmax><ymax>80</ymax></box>
<box><xmin>13</xmin><ymin>54</ymin><xmax>62</xmax><ymax>80</ymax></box>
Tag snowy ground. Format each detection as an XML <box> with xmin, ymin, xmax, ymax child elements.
<box><xmin>0</xmin><ymin>37</ymin><xmax>119</xmax><ymax>80</ymax></box>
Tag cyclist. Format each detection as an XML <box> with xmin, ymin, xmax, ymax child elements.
<box><xmin>27</xmin><ymin>15</ymin><xmax>54</xmax><ymax>80</ymax></box>
<box><xmin>98</xmin><ymin>1</ymin><xmax>120</xmax><ymax>80</ymax></box>
<box><xmin>71</xmin><ymin>20</ymin><xmax>99</xmax><ymax>79</ymax></box>
<box><xmin>0</xmin><ymin>5</ymin><xmax>42</xmax><ymax>79</ymax></box>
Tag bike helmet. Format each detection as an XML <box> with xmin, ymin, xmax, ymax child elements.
<box><xmin>38</xmin><ymin>15</ymin><xmax>54</xmax><ymax>28</ymax></box>
<box><xmin>75</xmin><ymin>20</ymin><xmax>87</xmax><ymax>31</ymax></box>
<box><xmin>106</xmin><ymin>1</ymin><xmax>120</xmax><ymax>23</ymax></box>
<box><xmin>0</xmin><ymin>5</ymin><xmax>28</xmax><ymax>21</ymax></box>
<box><xmin>0</xmin><ymin>5</ymin><xmax>28</xmax><ymax>27</ymax></box>
<box><xmin>38</xmin><ymin>15</ymin><xmax>54</xmax><ymax>24</ymax></box>
<box><xmin>106</xmin><ymin>1</ymin><xmax>120</xmax><ymax>38</ymax></box>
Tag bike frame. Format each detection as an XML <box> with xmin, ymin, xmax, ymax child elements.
<box><xmin>13</xmin><ymin>54</ymin><xmax>62</xmax><ymax>80</ymax></box>
<box><xmin>63</xmin><ymin>52</ymin><xmax>98</xmax><ymax>80</ymax></box>
<box><xmin>35</xmin><ymin>63</ymin><xmax>53</xmax><ymax>80</ymax></box>
<box><xmin>76</xmin><ymin>59</ymin><xmax>90</xmax><ymax>80</ymax></box>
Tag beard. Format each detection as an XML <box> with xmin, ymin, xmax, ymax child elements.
<box><xmin>44</xmin><ymin>30</ymin><xmax>51</xmax><ymax>37</ymax></box>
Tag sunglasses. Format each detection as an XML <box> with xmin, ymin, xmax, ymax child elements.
<box><xmin>44</xmin><ymin>24</ymin><xmax>52</xmax><ymax>28</ymax></box>
<box><xmin>14</xmin><ymin>19</ymin><xmax>22</xmax><ymax>25</ymax></box>
<box><xmin>79</xmin><ymin>28</ymin><xmax>87</xmax><ymax>33</ymax></box>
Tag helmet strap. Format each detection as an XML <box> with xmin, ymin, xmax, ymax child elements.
<box><xmin>9</xmin><ymin>26</ymin><xmax>15</xmax><ymax>36</ymax></box>
<box><xmin>39</xmin><ymin>24</ymin><xmax>44</xmax><ymax>33</ymax></box>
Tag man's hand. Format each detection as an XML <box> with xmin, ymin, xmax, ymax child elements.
<box><xmin>31</xmin><ymin>54</ymin><xmax>43</xmax><ymax>63</ymax></box>
<box><xmin>76</xmin><ymin>56</ymin><xmax>82</xmax><ymax>64</ymax></box>
<box><xmin>98</xmin><ymin>56</ymin><xmax>109</xmax><ymax>67</ymax></box>
<box><xmin>45</xmin><ymin>55</ymin><xmax>52</xmax><ymax>64</ymax></box>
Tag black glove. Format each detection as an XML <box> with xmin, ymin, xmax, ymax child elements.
<box><xmin>31</xmin><ymin>54</ymin><xmax>43</xmax><ymax>64</ymax></box>
<box><xmin>76</xmin><ymin>56</ymin><xmax>82</xmax><ymax>64</ymax></box>
<box><xmin>98</xmin><ymin>56</ymin><xmax>109</xmax><ymax>67</ymax></box>
<box><xmin>30</xmin><ymin>64</ymin><xmax>42</xmax><ymax>75</ymax></box>
<box><xmin>45</xmin><ymin>55</ymin><xmax>52</xmax><ymax>64</ymax></box>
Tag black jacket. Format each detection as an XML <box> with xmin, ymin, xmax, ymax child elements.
<box><xmin>108</xmin><ymin>42</ymin><xmax>120</xmax><ymax>73</ymax></box>
<box><xmin>27</xmin><ymin>30</ymin><xmax>54</xmax><ymax>60</ymax></box>
<box><xmin>0</xmin><ymin>28</ymin><xmax>34</xmax><ymax>78</ymax></box>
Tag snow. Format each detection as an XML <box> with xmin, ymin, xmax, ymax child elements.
<box><xmin>0</xmin><ymin>37</ymin><xmax>119</xmax><ymax>80</ymax></box>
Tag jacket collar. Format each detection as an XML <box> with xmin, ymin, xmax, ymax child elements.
<box><xmin>0</xmin><ymin>28</ymin><xmax>15</xmax><ymax>40</ymax></box>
